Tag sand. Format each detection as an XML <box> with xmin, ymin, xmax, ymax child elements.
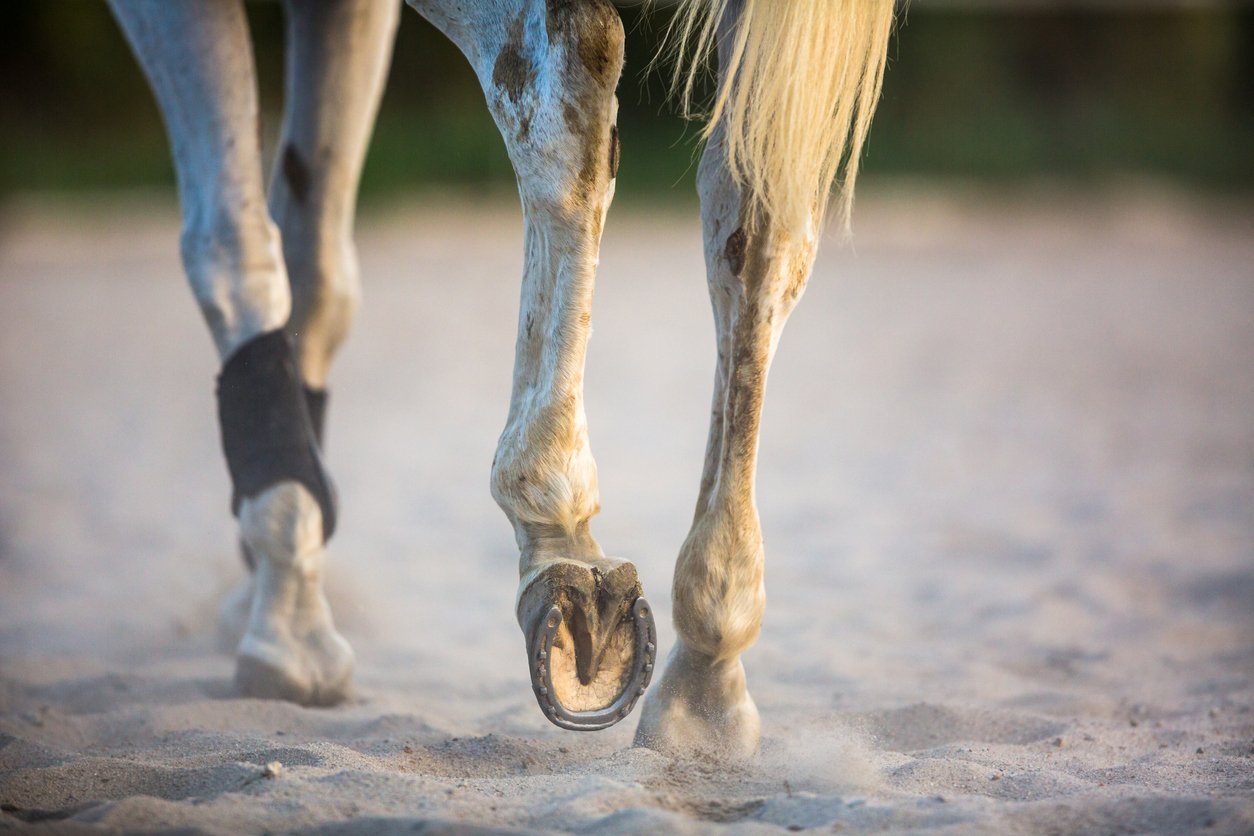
<box><xmin>1</xmin><ymin>184</ymin><xmax>1252</xmax><ymax>834</ymax></box>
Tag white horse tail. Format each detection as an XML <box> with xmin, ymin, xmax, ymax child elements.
<box><xmin>667</xmin><ymin>0</ymin><xmax>895</xmax><ymax>236</ymax></box>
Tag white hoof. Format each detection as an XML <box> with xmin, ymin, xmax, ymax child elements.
<box><xmin>635</xmin><ymin>642</ymin><xmax>760</xmax><ymax>760</ymax></box>
<box><xmin>236</xmin><ymin>620</ymin><xmax>353</xmax><ymax>707</ymax></box>
<box><xmin>234</xmin><ymin>561</ymin><xmax>354</xmax><ymax>706</ymax></box>
<box><xmin>233</xmin><ymin>483</ymin><xmax>353</xmax><ymax>707</ymax></box>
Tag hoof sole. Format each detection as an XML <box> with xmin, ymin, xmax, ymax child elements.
<box><xmin>529</xmin><ymin>596</ymin><xmax>657</xmax><ymax>730</ymax></box>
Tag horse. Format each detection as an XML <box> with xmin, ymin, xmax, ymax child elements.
<box><xmin>105</xmin><ymin>0</ymin><xmax>893</xmax><ymax>759</ymax></box>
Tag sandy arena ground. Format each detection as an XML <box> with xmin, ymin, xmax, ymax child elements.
<box><xmin>1</xmin><ymin>185</ymin><xmax>1252</xmax><ymax>834</ymax></box>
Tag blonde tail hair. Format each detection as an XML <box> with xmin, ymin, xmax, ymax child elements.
<box><xmin>667</xmin><ymin>0</ymin><xmax>895</xmax><ymax>236</ymax></box>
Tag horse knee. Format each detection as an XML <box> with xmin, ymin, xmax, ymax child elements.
<box><xmin>544</xmin><ymin>0</ymin><xmax>624</xmax><ymax>92</ymax></box>
<box><xmin>491</xmin><ymin>0</ymin><xmax>622</xmax><ymax>101</ymax></box>
<box><xmin>487</xmin><ymin>0</ymin><xmax>623</xmax><ymax>210</ymax></box>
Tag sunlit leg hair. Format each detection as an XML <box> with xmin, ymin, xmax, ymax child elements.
<box><xmin>409</xmin><ymin>0</ymin><xmax>657</xmax><ymax>729</ymax></box>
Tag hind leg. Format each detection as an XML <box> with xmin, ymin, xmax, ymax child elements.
<box><xmin>410</xmin><ymin>0</ymin><xmax>656</xmax><ymax>729</ymax></box>
<box><xmin>271</xmin><ymin>0</ymin><xmax>399</xmax><ymax>416</ymax></box>
<box><xmin>108</xmin><ymin>0</ymin><xmax>352</xmax><ymax>705</ymax></box>
<box><xmin>635</xmin><ymin>127</ymin><xmax>820</xmax><ymax>758</ymax></box>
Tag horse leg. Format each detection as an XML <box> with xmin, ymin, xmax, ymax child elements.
<box><xmin>635</xmin><ymin>128</ymin><xmax>820</xmax><ymax>758</ymax></box>
<box><xmin>222</xmin><ymin>0</ymin><xmax>398</xmax><ymax>654</ymax></box>
<box><xmin>270</xmin><ymin>0</ymin><xmax>399</xmax><ymax>429</ymax></box>
<box><xmin>409</xmin><ymin>0</ymin><xmax>656</xmax><ymax>729</ymax></box>
<box><xmin>108</xmin><ymin>0</ymin><xmax>351</xmax><ymax>705</ymax></box>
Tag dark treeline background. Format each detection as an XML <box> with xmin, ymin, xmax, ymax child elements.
<box><xmin>1</xmin><ymin>2</ymin><xmax>1251</xmax><ymax>204</ymax></box>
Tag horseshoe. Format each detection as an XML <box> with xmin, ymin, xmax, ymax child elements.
<box><xmin>529</xmin><ymin>597</ymin><xmax>656</xmax><ymax>731</ymax></box>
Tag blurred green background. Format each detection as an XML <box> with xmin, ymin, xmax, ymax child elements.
<box><xmin>1</xmin><ymin>2</ymin><xmax>1251</xmax><ymax>206</ymax></box>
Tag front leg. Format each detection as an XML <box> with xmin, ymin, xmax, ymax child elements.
<box><xmin>108</xmin><ymin>0</ymin><xmax>352</xmax><ymax>705</ymax></box>
<box><xmin>411</xmin><ymin>0</ymin><xmax>654</xmax><ymax>729</ymax></box>
<box><xmin>635</xmin><ymin>132</ymin><xmax>819</xmax><ymax>759</ymax></box>
<box><xmin>221</xmin><ymin>0</ymin><xmax>401</xmax><ymax>639</ymax></box>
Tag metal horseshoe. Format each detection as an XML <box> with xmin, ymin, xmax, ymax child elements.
<box><xmin>529</xmin><ymin>597</ymin><xmax>656</xmax><ymax>731</ymax></box>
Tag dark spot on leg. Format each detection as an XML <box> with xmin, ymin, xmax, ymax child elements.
<box><xmin>563</xmin><ymin>102</ymin><xmax>582</xmax><ymax>134</ymax></box>
<box><xmin>608</xmin><ymin>124</ymin><xmax>620</xmax><ymax>179</ymax></box>
<box><xmin>574</xmin><ymin>7</ymin><xmax>622</xmax><ymax>87</ymax></box>
<box><xmin>544</xmin><ymin>0</ymin><xmax>575</xmax><ymax>41</ymax></box>
<box><xmin>725</xmin><ymin>227</ymin><xmax>747</xmax><ymax>276</ymax></box>
<box><xmin>282</xmin><ymin>144</ymin><xmax>310</xmax><ymax>206</ymax></box>
<box><xmin>576</xmin><ymin>141</ymin><xmax>600</xmax><ymax>203</ymax></box>
<box><xmin>545</xmin><ymin>0</ymin><xmax>622</xmax><ymax>89</ymax></box>
<box><xmin>493</xmin><ymin>12</ymin><xmax>533</xmax><ymax>104</ymax></box>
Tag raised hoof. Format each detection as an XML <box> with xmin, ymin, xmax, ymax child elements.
<box><xmin>518</xmin><ymin>561</ymin><xmax>656</xmax><ymax>731</ymax></box>
<box><xmin>235</xmin><ymin>630</ymin><xmax>354</xmax><ymax>708</ymax></box>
